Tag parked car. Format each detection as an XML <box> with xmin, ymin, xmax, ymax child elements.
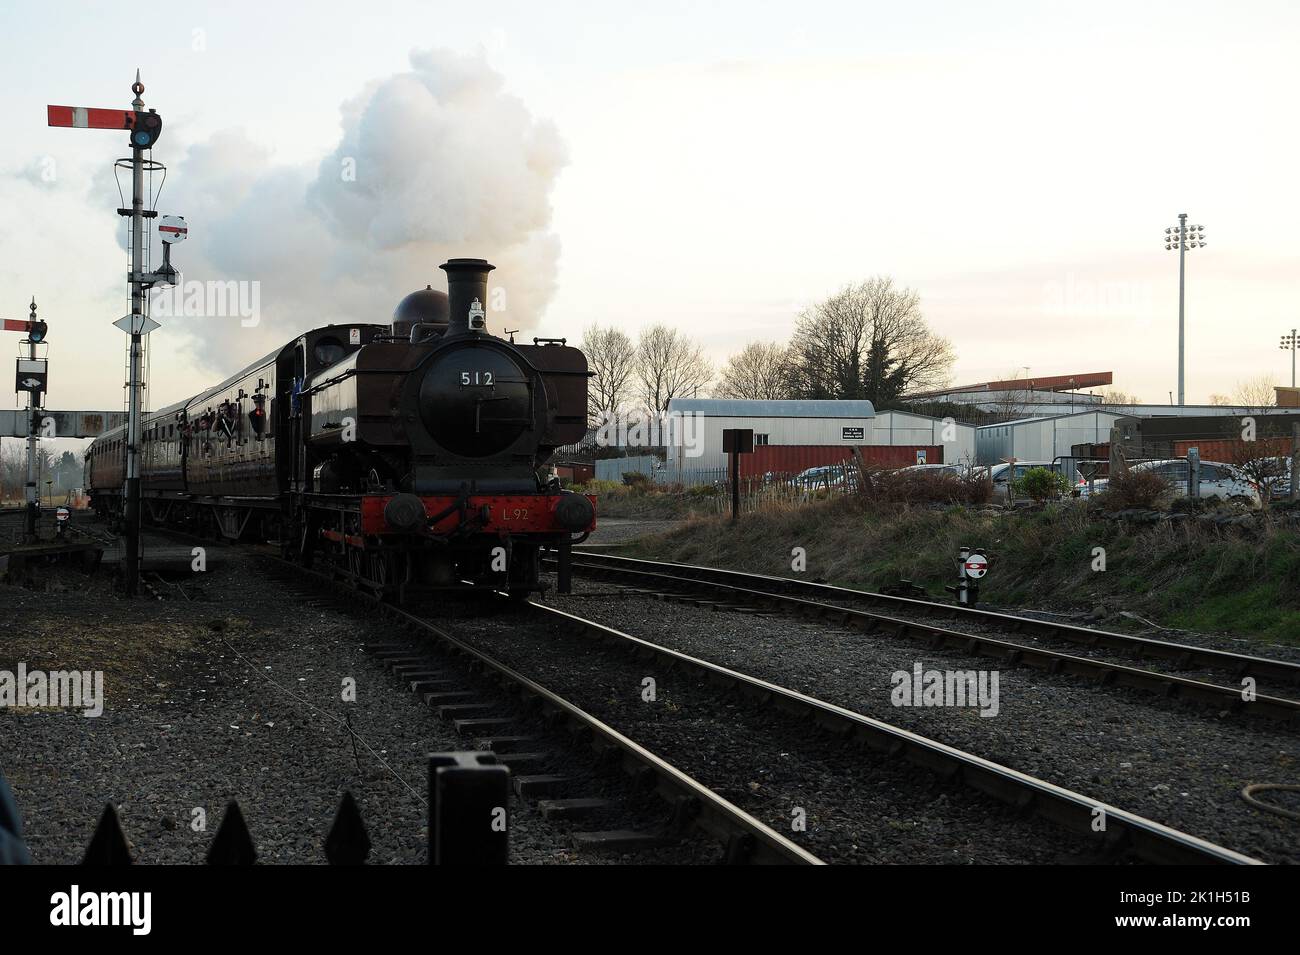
<box><xmin>986</xmin><ymin>461</ymin><xmax>1080</xmax><ymax>503</ymax></box>
<box><xmin>1250</xmin><ymin>456</ymin><xmax>1292</xmax><ymax>500</ymax></box>
<box><xmin>897</xmin><ymin>463</ymin><xmax>968</xmax><ymax>477</ymax></box>
<box><xmin>1080</xmin><ymin>459</ymin><xmax>1261</xmax><ymax>505</ymax></box>
<box><xmin>790</xmin><ymin>465</ymin><xmax>856</xmax><ymax>490</ymax></box>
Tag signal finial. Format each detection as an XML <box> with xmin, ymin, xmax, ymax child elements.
<box><xmin>131</xmin><ymin>69</ymin><xmax>145</xmax><ymax>109</ymax></box>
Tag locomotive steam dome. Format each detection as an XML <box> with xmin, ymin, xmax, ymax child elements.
<box><xmin>392</xmin><ymin>284</ymin><xmax>450</xmax><ymax>339</ymax></box>
<box><xmin>418</xmin><ymin>344</ymin><xmax>531</xmax><ymax>457</ymax></box>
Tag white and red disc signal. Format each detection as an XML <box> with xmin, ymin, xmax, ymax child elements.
<box><xmin>963</xmin><ymin>553</ymin><xmax>988</xmax><ymax>579</ymax></box>
<box><xmin>158</xmin><ymin>215</ymin><xmax>188</xmax><ymax>244</ymax></box>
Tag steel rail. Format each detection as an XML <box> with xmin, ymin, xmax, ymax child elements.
<box><xmin>268</xmin><ymin>555</ymin><xmax>822</xmax><ymax>865</ymax></box>
<box><xmin>563</xmin><ymin>552</ymin><xmax>1300</xmax><ymax>706</ymax></box>
<box><xmin>523</xmin><ymin>599</ymin><xmax>1264</xmax><ymax>866</ymax></box>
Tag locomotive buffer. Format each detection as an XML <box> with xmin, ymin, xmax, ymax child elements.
<box><xmin>48</xmin><ymin>71</ymin><xmax>182</xmax><ymax>595</ymax></box>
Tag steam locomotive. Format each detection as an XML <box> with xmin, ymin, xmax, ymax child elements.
<box><xmin>85</xmin><ymin>258</ymin><xmax>596</xmax><ymax>600</ymax></box>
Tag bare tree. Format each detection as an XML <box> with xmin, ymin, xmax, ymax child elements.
<box><xmin>636</xmin><ymin>325</ymin><xmax>712</xmax><ymax>412</ymax></box>
<box><xmin>1233</xmin><ymin>375</ymin><xmax>1278</xmax><ymax>411</ymax></box>
<box><xmin>581</xmin><ymin>324</ymin><xmax>637</xmax><ymax>423</ymax></box>
<box><xmin>786</xmin><ymin>276</ymin><xmax>953</xmax><ymax>403</ymax></box>
<box><xmin>990</xmin><ymin>369</ymin><xmax>1030</xmax><ymax>422</ymax></box>
<box><xmin>715</xmin><ymin>342</ymin><xmax>791</xmax><ymax>399</ymax></box>
<box><xmin>1208</xmin><ymin>393</ymin><xmax>1233</xmax><ymax>406</ymax></box>
<box><xmin>1099</xmin><ymin>389</ymin><xmax>1141</xmax><ymax>405</ymax></box>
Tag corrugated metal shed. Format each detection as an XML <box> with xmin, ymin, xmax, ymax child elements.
<box><xmin>656</xmin><ymin>399</ymin><xmax>973</xmax><ymax>470</ymax></box>
<box><xmin>976</xmin><ymin>410</ymin><xmax>1123</xmax><ymax>464</ymax></box>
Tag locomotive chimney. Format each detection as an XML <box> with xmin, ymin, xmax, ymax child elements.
<box><xmin>441</xmin><ymin>258</ymin><xmax>495</xmax><ymax>337</ymax></box>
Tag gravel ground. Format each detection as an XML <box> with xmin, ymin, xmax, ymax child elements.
<box><xmin>747</xmin><ymin>590</ymin><xmax>1296</xmax><ymax>698</ymax></box>
<box><xmin>584</xmin><ymin>519</ymin><xmax>684</xmax><ymax>547</ymax></box>
<box><xmin>537</xmin><ymin>576</ymin><xmax>1299</xmax><ymax>864</ymax></box>
<box><xmin>437</xmin><ymin>604</ymin><xmax>1125</xmax><ymax>865</ymax></box>
<box><xmin>0</xmin><ymin>537</ymin><xmax>715</xmax><ymax>864</ymax></box>
<box><xmin>570</xmin><ymin>557</ymin><xmax>1300</xmax><ymax>694</ymax></box>
<box><xmin>1007</xmin><ymin>607</ymin><xmax>1300</xmax><ymax>667</ymax></box>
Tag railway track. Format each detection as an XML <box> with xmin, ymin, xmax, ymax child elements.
<box><xmin>260</xmin><ymin>555</ymin><xmax>822</xmax><ymax>865</ymax></box>
<box><xmin>265</xmin><ymin>547</ymin><xmax>1261</xmax><ymax>864</ymax></box>
<box><xmin>491</xmin><ymin>596</ymin><xmax>1261</xmax><ymax>865</ymax></box>
<box><xmin>555</xmin><ymin>552</ymin><xmax>1300</xmax><ymax>724</ymax></box>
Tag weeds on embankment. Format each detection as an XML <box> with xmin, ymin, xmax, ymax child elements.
<box><xmin>617</xmin><ymin>496</ymin><xmax>1300</xmax><ymax>648</ymax></box>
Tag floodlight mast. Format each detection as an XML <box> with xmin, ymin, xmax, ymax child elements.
<box><xmin>1163</xmin><ymin>213</ymin><xmax>1206</xmax><ymax>406</ymax></box>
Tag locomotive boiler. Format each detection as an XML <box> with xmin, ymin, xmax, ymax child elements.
<box><xmin>86</xmin><ymin>257</ymin><xmax>596</xmax><ymax>601</ymax></box>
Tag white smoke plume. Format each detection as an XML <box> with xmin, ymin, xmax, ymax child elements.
<box><xmin>148</xmin><ymin>48</ymin><xmax>566</xmax><ymax>374</ymax></box>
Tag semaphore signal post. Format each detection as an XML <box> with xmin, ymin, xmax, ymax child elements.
<box><xmin>3</xmin><ymin>300</ymin><xmax>49</xmax><ymax>543</ymax></box>
<box><xmin>47</xmin><ymin>71</ymin><xmax>182</xmax><ymax>595</ymax></box>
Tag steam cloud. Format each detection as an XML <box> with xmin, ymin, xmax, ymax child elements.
<box><xmin>149</xmin><ymin>48</ymin><xmax>566</xmax><ymax>373</ymax></box>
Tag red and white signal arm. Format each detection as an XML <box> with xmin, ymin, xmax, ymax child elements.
<box><xmin>158</xmin><ymin>215</ymin><xmax>188</xmax><ymax>244</ymax></box>
<box><xmin>964</xmin><ymin>552</ymin><xmax>988</xmax><ymax>579</ymax></box>
<box><xmin>55</xmin><ymin>506</ymin><xmax>70</xmax><ymax>522</ymax></box>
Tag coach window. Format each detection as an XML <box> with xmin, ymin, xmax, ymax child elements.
<box><xmin>754</xmin><ymin>434</ymin><xmax>769</xmax><ymax>446</ymax></box>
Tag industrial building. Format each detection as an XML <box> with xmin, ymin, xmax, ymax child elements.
<box><xmin>974</xmin><ymin>404</ymin><xmax>1277</xmax><ymax>465</ymax></box>
<box><xmin>658</xmin><ymin>398</ymin><xmax>977</xmax><ymax>478</ymax></box>
<box><xmin>975</xmin><ymin>410</ymin><xmax>1122</xmax><ymax>465</ymax></box>
<box><xmin>905</xmin><ymin>371</ymin><xmax>1113</xmax><ymax>416</ymax></box>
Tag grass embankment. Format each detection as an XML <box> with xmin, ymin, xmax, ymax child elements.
<box><xmin>614</xmin><ymin>497</ymin><xmax>1300</xmax><ymax>648</ymax></box>
<box><xmin>577</xmin><ymin>479</ymin><xmax>721</xmax><ymax>520</ymax></box>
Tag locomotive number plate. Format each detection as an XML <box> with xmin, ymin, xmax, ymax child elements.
<box><xmin>460</xmin><ymin>371</ymin><xmax>495</xmax><ymax>386</ymax></box>
<box><xmin>501</xmin><ymin>507</ymin><xmax>530</xmax><ymax>521</ymax></box>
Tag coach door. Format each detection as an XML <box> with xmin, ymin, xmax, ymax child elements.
<box><xmin>290</xmin><ymin>342</ymin><xmax>307</xmax><ymax>491</ymax></box>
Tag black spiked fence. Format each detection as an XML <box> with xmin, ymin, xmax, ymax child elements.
<box><xmin>1</xmin><ymin>752</ymin><xmax>509</xmax><ymax>865</ymax></box>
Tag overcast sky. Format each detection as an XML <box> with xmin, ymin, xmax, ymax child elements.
<box><xmin>2</xmin><ymin>0</ymin><xmax>1298</xmax><ymax>420</ymax></box>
